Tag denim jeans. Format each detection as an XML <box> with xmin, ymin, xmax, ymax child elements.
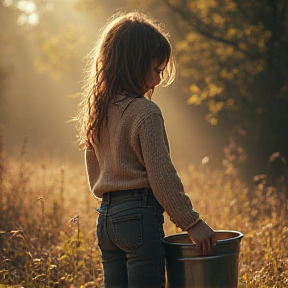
<box><xmin>96</xmin><ymin>188</ymin><xmax>165</xmax><ymax>288</ymax></box>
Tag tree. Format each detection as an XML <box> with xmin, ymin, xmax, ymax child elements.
<box><xmin>3</xmin><ymin>0</ymin><xmax>287</xmax><ymax>176</ymax></box>
<box><xmin>160</xmin><ymin>0</ymin><xmax>288</xmax><ymax>175</ymax></box>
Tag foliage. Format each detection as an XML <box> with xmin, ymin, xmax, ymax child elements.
<box><xmin>161</xmin><ymin>0</ymin><xmax>288</xmax><ymax>169</ymax></box>
<box><xmin>74</xmin><ymin>0</ymin><xmax>105</xmax><ymax>14</ymax></box>
<box><xmin>34</xmin><ymin>24</ymin><xmax>87</xmax><ymax>80</ymax></box>
<box><xmin>0</xmin><ymin>136</ymin><xmax>288</xmax><ymax>287</ymax></box>
<box><xmin>177</xmin><ymin>164</ymin><xmax>288</xmax><ymax>288</ymax></box>
<box><xmin>3</xmin><ymin>0</ymin><xmax>288</xmax><ymax>170</ymax></box>
<box><xmin>0</xmin><ymin>139</ymin><xmax>103</xmax><ymax>287</ymax></box>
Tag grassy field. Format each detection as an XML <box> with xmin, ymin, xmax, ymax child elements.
<box><xmin>0</xmin><ymin>141</ymin><xmax>287</xmax><ymax>287</ymax></box>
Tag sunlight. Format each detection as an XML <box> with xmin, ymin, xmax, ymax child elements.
<box><xmin>17</xmin><ymin>0</ymin><xmax>36</xmax><ymax>13</ymax></box>
<box><xmin>2</xmin><ymin>0</ymin><xmax>54</xmax><ymax>26</ymax></box>
<box><xmin>17</xmin><ymin>0</ymin><xmax>39</xmax><ymax>26</ymax></box>
<box><xmin>2</xmin><ymin>0</ymin><xmax>13</xmax><ymax>7</ymax></box>
<box><xmin>1</xmin><ymin>1</ymin><xmax>288</xmax><ymax>287</ymax></box>
<box><xmin>27</xmin><ymin>11</ymin><xmax>39</xmax><ymax>25</ymax></box>
<box><xmin>17</xmin><ymin>12</ymin><xmax>27</xmax><ymax>25</ymax></box>
<box><xmin>202</xmin><ymin>156</ymin><xmax>209</xmax><ymax>164</ymax></box>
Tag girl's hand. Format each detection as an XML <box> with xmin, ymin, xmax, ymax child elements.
<box><xmin>186</xmin><ymin>219</ymin><xmax>217</xmax><ymax>255</ymax></box>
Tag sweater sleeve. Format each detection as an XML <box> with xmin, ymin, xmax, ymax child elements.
<box><xmin>139</xmin><ymin>113</ymin><xmax>200</xmax><ymax>230</ymax></box>
<box><xmin>84</xmin><ymin>149</ymin><xmax>100</xmax><ymax>195</ymax></box>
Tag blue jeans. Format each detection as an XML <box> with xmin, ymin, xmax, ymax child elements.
<box><xmin>96</xmin><ymin>188</ymin><xmax>165</xmax><ymax>288</ymax></box>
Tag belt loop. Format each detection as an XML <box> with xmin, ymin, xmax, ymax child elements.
<box><xmin>102</xmin><ymin>192</ymin><xmax>111</xmax><ymax>205</ymax></box>
<box><xmin>143</xmin><ymin>188</ymin><xmax>148</xmax><ymax>206</ymax></box>
<box><xmin>107</xmin><ymin>192</ymin><xmax>111</xmax><ymax>205</ymax></box>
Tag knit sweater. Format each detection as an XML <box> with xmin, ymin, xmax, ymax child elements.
<box><xmin>84</xmin><ymin>95</ymin><xmax>200</xmax><ymax>230</ymax></box>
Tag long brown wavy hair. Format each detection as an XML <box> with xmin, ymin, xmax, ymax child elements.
<box><xmin>75</xmin><ymin>11</ymin><xmax>176</xmax><ymax>149</ymax></box>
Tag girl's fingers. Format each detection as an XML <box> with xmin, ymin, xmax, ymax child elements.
<box><xmin>196</xmin><ymin>242</ymin><xmax>202</xmax><ymax>253</ymax></box>
<box><xmin>203</xmin><ymin>236</ymin><xmax>216</xmax><ymax>255</ymax></box>
<box><xmin>202</xmin><ymin>243</ymin><xmax>207</xmax><ymax>255</ymax></box>
<box><xmin>207</xmin><ymin>238</ymin><xmax>212</xmax><ymax>253</ymax></box>
<box><xmin>212</xmin><ymin>236</ymin><xmax>217</xmax><ymax>247</ymax></box>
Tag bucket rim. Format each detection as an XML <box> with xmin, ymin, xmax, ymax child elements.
<box><xmin>163</xmin><ymin>230</ymin><xmax>244</xmax><ymax>246</ymax></box>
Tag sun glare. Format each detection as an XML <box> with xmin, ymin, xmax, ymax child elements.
<box><xmin>2</xmin><ymin>0</ymin><xmax>54</xmax><ymax>26</ymax></box>
<box><xmin>3</xmin><ymin>0</ymin><xmax>13</xmax><ymax>7</ymax></box>
<box><xmin>27</xmin><ymin>11</ymin><xmax>39</xmax><ymax>25</ymax></box>
<box><xmin>17</xmin><ymin>0</ymin><xmax>36</xmax><ymax>13</ymax></box>
<box><xmin>202</xmin><ymin>156</ymin><xmax>210</xmax><ymax>164</ymax></box>
<box><xmin>16</xmin><ymin>13</ymin><xmax>27</xmax><ymax>25</ymax></box>
<box><xmin>16</xmin><ymin>0</ymin><xmax>39</xmax><ymax>26</ymax></box>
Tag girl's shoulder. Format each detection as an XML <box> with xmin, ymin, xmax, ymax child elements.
<box><xmin>115</xmin><ymin>95</ymin><xmax>163</xmax><ymax>124</ymax></box>
<box><xmin>130</xmin><ymin>97</ymin><xmax>162</xmax><ymax>116</ymax></box>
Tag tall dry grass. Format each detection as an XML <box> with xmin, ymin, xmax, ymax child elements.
<box><xmin>0</xmin><ymin>139</ymin><xmax>287</xmax><ymax>287</ymax></box>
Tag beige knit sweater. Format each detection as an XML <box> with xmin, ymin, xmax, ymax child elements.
<box><xmin>84</xmin><ymin>95</ymin><xmax>200</xmax><ymax>230</ymax></box>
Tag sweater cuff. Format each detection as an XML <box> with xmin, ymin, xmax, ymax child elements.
<box><xmin>183</xmin><ymin>218</ymin><xmax>201</xmax><ymax>231</ymax></box>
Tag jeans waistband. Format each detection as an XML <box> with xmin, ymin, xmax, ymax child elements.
<box><xmin>102</xmin><ymin>188</ymin><xmax>153</xmax><ymax>205</ymax></box>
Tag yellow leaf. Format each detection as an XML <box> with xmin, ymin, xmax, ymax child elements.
<box><xmin>244</xmin><ymin>28</ymin><xmax>251</xmax><ymax>36</ymax></box>
<box><xmin>243</xmin><ymin>273</ymin><xmax>247</xmax><ymax>282</ymax></box>
<box><xmin>210</xmin><ymin>118</ymin><xmax>218</xmax><ymax>125</ymax></box>
<box><xmin>187</xmin><ymin>94</ymin><xmax>199</xmax><ymax>105</ymax></box>
<box><xmin>258</xmin><ymin>39</ymin><xmax>265</xmax><ymax>49</ymax></box>
<box><xmin>200</xmin><ymin>91</ymin><xmax>208</xmax><ymax>100</ymax></box>
<box><xmin>239</xmin><ymin>43</ymin><xmax>247</xmax><ymax>50</ymax></box>
<box><xmin>220</xmin><ymin>69</ymin><xmax>227</xmax><ymax>78</ymax></box>
<box><xmin>227</xmin><ymin>2</ymin><xmax>236</xmax><ymax>11</ymax></box>
<box><xmin>209</xmin><ymin>83</ymin><xmax>223</xmax><ymax>96</ymax></box>
<box><xmin>227</xmin><ymin>28</ymin><xmax>237</xmax><ymax>38</ymax></box>
<box><xmin>189</xmin><ymin>84</ymin><xmax>201</xmax><ymax>93</ymax></box>
<box><xmin>176</xmin><ymin>41</ymin><xmax>189</xmax><ymax>51</ymax></box>
<box><xmin>186</xmin><ymin>32</ymin><xmax>198</xmax><ymax>42</ymax></box>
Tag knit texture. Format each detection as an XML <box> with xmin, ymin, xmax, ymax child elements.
<box><xmin>85</xmin><ymin>95</ymin><xmax>200</xmax><ymax>230</ymax></box>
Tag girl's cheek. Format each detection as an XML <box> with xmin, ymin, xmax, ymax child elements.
<box><xmin>156</xmin><ymin>75</ymin><xmax>161</xmax><ymax>85</ymax></box>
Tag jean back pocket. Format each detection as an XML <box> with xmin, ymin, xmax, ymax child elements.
<box><xmin>111</xmin><ymin>213</ymin><xmax>143</xmax><ymax>252</ymax></box>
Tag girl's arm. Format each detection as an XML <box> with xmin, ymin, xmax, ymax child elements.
<box><xmin>139</xmin><ymin>113</ymin><xmax>199</xmax><ymax>230</ymax></box>
<box><xmin>139</xmin><ymin>113</ymin><xmax>216</xmax><ymax>254</ymax></box>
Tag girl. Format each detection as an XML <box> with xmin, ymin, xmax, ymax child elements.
<box><xmin>76</xmin><ymin>11</ymin><xmax>216</xmax><ymax>288</ymax></box>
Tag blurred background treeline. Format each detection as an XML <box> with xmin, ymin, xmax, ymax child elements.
<box><xmin>1</xmin><ymin>0</ymin><xmax>288</xmax><ymax>182</ymax></box>
<box><xmin>1</xmin><ymin>0</ymin><xmax>288</xmax><ymax>287</ymax></box>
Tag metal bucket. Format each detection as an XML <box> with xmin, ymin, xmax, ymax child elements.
<box><xmin>163</xmin><ymin>230</ymin><xmax>244</xmax><ymax>288</ymax></box>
